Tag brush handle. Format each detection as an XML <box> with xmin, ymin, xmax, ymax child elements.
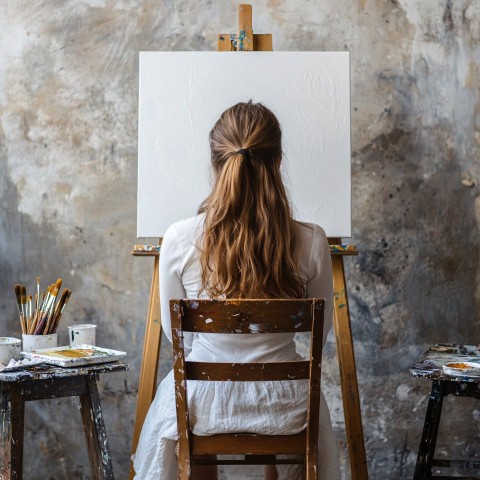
<box><xmin>43</xmin><ymin>301</ymin><xmax>57</xmax><ymax>335</ymax></box>
<box><xmin>47</xmin><ymin>301</ymin><xmax>63</xmax><ymax>335</ymax></box>
<box><xmin>52</xmin><ymin>290</ymin><xmax>71</xmax><ymax>333</ymax></box>
<box><xmin>19</xmin><ymin>314</ymin><xmax>26</xmax><ymax>334</ymax></box>
<box><xmin>29</xmin><ymin>307</ymin><xmax>41</xmax><ymax>334</ymax></box>
<box><xmin>34</xmin><ymin>311</ymin><xmax>49</xmax><ymax>335</ymax></box>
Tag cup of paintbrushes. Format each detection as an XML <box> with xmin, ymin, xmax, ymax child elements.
<box><xmin>14</xmin><ymin>277</ymin><xmax>72</xmax><ymax>352</ymax></box>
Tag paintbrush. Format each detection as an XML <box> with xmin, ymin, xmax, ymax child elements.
<box><xmin>52</xmin><ymin>289</ymin><xmax>71</xmax><ymax>334</ymax></box>
<box><xmin>48</xmin><ymin>288</ymin><xmax>68</xmax><ymax>334</ymax></box>
<box><xmin>29</xmin><ymin>290</ymin><xmax>45</xmax><ymax>334</ymax></box>
<box><xmin>36</xmin><ymin>276</ymin><xmax>40</xmax><ymax>312</ymax></box>
<box><xmin>43</xmin><ymin>279</ymin><xmax>62</xmax><ymax>334</ymax></box>
<box><xmin>34</xmin><ymin>284</ymin><xmax>56</xmax><ymax>335</ymax></box>
<box><xmin>27</xmin><ymin>295</ymin><xmax>33</xmax><ymax>332</ymax></box>
<box><xmin>14</xmin><ymin>283</ymin><xmax>22</xmax><ymax>314</ymax></box>
<box><xmin>21</xmin><ymin>285</ymin><xmax>28</xmax><ymax>334</ymax></box>
<box><xmin>14</xmin><ymin>284</ymin><xmax>25</xmax><ymax>334</ymax></box>
<box><xmin>22</xmin><ymin>286</ymin><xmax>29</xmax><ymax>334</ymax></box>
<box><xmin>34</xmin><ymin>293</ymin><xmax>38</xmax><ymax>324</ymax></box>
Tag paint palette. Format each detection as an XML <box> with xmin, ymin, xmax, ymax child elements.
<box><xmin>22</xmin><ymin>344</ymin><xmax>126</xmax><ymax>367</ymax></box>
<box><xmin>443</xmin><ymin>361</ymin><xmax>480</xmax><ymax>377</ymax></box>
<box><xmin>0</xmin><ymin>357</ymin><xmax>46</xmax><ymax>372</ymax></box>
<box><xmin>431</xmin><ymin>344</ymin><xmax>456</xmax><ymax>353</ymax></box>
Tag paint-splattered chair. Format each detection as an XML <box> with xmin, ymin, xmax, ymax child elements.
<box><xmin>170</xmin><ymin>298</ymin><xmax>325</xmax><ymax>480</ymax></box>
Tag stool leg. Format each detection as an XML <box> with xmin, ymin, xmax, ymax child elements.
<box><xmin>1</xmin><ymin>385</ymin><xmax>12</xmax><ymax>480</ymax></box>
<box><xmin>0</xmin><ymin>385</ymin><xmax>25</xmax><ymax>480</ymax></box>
<box><xmin>79</xmin><ymin>375</ymin><xmax>114</xmax><ymax>480</ymax></box>
<box><xmin>414</xmin><ymin>380</ymin><xmax>446</xmax><ymax>480</ymax></box>
<box><xmin>11</xmin><ymin>387</ymin><xmax>25</xmax><ymax>480</ymax></box>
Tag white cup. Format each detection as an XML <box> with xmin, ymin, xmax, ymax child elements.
<box><xmin>68</xmin><ymin>324</ymin><xmax>96</xmax><ymax>346</ymax></box>
<box><xmin>22</xmin><ymin>333</ymin><xmax>58</xmax><ymax>353</ymax></box>
<box><xmin>0</xmin><ymin>337</ymin><xmax>22</xmax><ymax>365</ymax></box>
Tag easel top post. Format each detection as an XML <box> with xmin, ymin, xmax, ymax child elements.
<box><xmin>238</xmin><ymin>4</ymin><xmax>253</xmax><ymax>51</ymax></box>
<box><xmin>217</xmin><ymin>4</ymin><xmax>272</xmax><ymax>52</ymax></box>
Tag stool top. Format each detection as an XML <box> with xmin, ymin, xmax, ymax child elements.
<box><xmin>410</xmin><ymin>344</ymin><xmax>480</xmax><ymax>383</ymax></box>
<box><xmin>0</xmin><ymin>361</ymin><xmax>128</xmax><ymax>382</ymax></box>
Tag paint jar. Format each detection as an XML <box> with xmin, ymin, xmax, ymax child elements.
<box><xmin>68</xmin><ymin>324</ymin><xmax>96</xmax><ymax>346</ymax></box>
<box><xmin>0</xmin><ymin>337</ymin><xmax>22</xmax><ymax>365</ymax></box>
<box><xmin>22</xmin><ymin>333</ymin><xmax>58</xmax><ymax>353</ymax></box>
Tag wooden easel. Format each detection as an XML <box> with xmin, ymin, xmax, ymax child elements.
<box><xmin>130</xmin><ymin>5</ymin><xmax>368</xmax><ymax>480</ymax></box>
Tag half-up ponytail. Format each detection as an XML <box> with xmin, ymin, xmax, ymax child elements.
<box><xmin>198</xmin><ymin>101</ymin><xmax>304</xmax><ymax>299</ymax></box>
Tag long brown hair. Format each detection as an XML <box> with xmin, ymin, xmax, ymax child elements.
<box><xmin>198</xmin><ymin>101</ymin><xmax>304</xmax><ymax>299</ymax></box>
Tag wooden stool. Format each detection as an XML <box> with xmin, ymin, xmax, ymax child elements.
<box><xmin>0</xmin><ymin>362</ymin><xmax>128</xmax><ymax>480</ymax></box>
<box><xmin>410</xmin><ymin>344</ymin><xmax>480</xmax><ymax>479</ymax></box>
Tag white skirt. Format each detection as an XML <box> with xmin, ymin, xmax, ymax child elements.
<box><xmin>133</xmin><ymin>370</ymin><xmax>340</xmax><ymax>479</ymax></box>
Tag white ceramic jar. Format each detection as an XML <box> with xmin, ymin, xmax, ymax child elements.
<box><xmin>0</xmin><ymin>337</ymin><xmax>22</xmax><ymax>365</ymax></box>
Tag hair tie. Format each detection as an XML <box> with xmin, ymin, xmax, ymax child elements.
<box><xmin>236</xmin><ymin>148</ymin><xmax>251</xmax><ymax>161</ymax></box>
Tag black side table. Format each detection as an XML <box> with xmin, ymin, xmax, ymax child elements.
<box><xmin>0</xmin><ymin>361</ymin><xmax>128</xmax><ymax>480</ymax></box>
<box><xmin>410</xmin><ymin>344</ymin><xmax>480</xmax><ymax>479</ymax></box>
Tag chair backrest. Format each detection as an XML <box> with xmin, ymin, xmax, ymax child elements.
<box><xmin>169</xmin><ymin>298</ymin><xmax>325</xmax><ymax>470</ymax></box>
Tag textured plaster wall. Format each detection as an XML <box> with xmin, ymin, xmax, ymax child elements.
<box><xmin>1</xmin><ymin>1</ymin><xmax>479</xmax><ymax>479</ymax></box>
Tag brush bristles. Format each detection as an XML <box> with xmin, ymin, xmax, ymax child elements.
<box><xmin>15</xmin><ymin>277</ymin><xmax>72</xmax><ymax>335</ymax></box>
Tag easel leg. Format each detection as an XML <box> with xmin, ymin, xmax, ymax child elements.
<box><xmin>331</xmin><ymin>254</ymin><xmax>368</xmax><ymax>480</ymax></box>
<box><xmin>413</xmin><ymin>380</ymin><xmax>445</xmax><ymax>480</ymax></box>
<box><xmin>80</xmin><ymin>375</ymin><xmax>114</xmax><ymax>480</ymax></box>
<box><xmin>129</xmin><ymin>254</ymin><xmax>162</xmax><ymax>479</ymax></box>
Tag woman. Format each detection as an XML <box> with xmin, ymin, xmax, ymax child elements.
<box><xmin>133</xmin><ymin>101</ymin><xmax>340</xmax><ymax>480</ymax></box>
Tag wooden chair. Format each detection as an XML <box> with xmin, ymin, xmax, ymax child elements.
<box><xmin>169</xmin><ymin>298</ymin><xmax>325</xmax><ymax>480</ymax></box>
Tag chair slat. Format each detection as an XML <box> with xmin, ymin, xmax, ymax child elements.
<box><xmin>186</xmin><ymin>361</ymin><xmax>310</xmax><ymax>381</ymax></box>
<box><xmin>191</xmin><ymin>432</ymin><xmax>306</xmax><ymax>456</ymax></box>
<box><xmin>177</xmin><ymin>298</ymin><xmax>324</xmax><ymax>333</ymax></box>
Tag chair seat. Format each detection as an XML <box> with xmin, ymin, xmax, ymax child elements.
<box><xmin>191</xmin><ymin>431</ymin><xmax>306</xmax><ymax>456</ymax></box>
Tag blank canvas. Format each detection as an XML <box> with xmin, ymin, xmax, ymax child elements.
<box><xmin>138</xmin><ymin>51</ymin><xmax>351</xmax><ymax>238</ymax></box>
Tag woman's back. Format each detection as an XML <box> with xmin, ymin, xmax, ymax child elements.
<box><xmin>159</xmin><ymin>212</ymin><xmax>333</xmax><ymax>363</ymax></box>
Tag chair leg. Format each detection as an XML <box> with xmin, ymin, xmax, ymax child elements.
<box><xmin>175</xmin><ymin>437</ymin><xmax>193</xmax><ymax>480</ymax></box>
<box><xmin>306</xmin><ymin>455</ymin><xmax>317</xmax><ymax>480</ymax></box>
<box><xmin>177</xmin><ymin>458</ymin><xmax>191</xmax><ymax>480</ymax></box>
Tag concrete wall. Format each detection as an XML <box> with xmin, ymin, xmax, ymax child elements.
<box><xmin>1</xmin><ymin>1</ymin><xmax>479</xmax><ymax>478</ymax></box>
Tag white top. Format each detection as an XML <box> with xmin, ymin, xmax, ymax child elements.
<box><xmin>133</xmin><ymin>214</ymin><xmax>340</xmax><ymax>480</ymax></box>
<box><xmin>159</xmin><ymin>213</ymin><xmax>334</xmax><ymax>360</ymax></box>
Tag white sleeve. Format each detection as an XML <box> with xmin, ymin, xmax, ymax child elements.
<box><xmin>305</xmin><ymin>226</ymin><xmax>334</xmax><ymax>346</ymax></box>
<box><xmin>159</xmin><ymin>224</ymin><xmax>193</xmax><ymax>355</ymax></box>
